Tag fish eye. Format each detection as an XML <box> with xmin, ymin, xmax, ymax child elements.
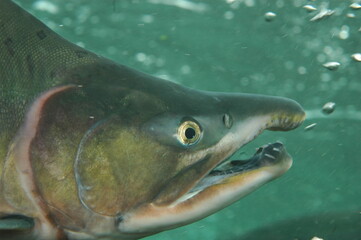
<box><xmin>178</xmin><ymin>120</ymin><xmax>202</xmax><ymax>145</ymax></box>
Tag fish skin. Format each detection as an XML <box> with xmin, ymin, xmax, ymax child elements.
<box><xmin>0</xmin><ymin>0</ymin><xmax>305</xmax><ymax>239</ymax></box>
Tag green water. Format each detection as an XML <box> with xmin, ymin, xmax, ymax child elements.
<box><xmin>16</xmin><ymin>0</ymin><xmax>361</xmax><ymax>239</ymax></box>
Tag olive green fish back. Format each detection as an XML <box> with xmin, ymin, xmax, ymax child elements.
<box><xmin>0</xmin><ymin>0</ymin><xmax>98</xmax><ymax>166</ymax></box>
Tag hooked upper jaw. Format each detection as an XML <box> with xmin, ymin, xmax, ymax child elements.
<box><xmin>117</xmin><ymin>103</ymin><xmax>306</xmax><ymax>235</ymax></box>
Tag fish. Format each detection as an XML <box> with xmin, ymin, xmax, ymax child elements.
<box><xmin>0</xmin><ymin>0</ymin><xmax>306</xmax><ymax>239</ymax></box>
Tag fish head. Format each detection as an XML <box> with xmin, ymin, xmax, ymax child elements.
<box><xmin>71</xmin><ymin>67</ymin><xmax>305</xmax><ymax>238</ymax></box>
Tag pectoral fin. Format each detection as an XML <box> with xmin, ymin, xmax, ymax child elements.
<box><xmin>0</xmin><ymin>215</ymin><xmax>34</xmax><ymax>231</ymax></box>
<box><xmin>0</xmin><ymin>215</ymin><xmax>35</xmax><ymax>240</ymax></box>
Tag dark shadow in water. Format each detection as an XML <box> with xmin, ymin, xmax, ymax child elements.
<box><xmin>231</xmin><ymin>211</ymin><xmax>361</xmax><ymax>240</ymax></box>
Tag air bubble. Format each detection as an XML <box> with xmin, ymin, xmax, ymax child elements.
<box><xmin>298</xmin><ymin>66</ymin><xmax>307</xmax><ymax>75</ymax></box>
<box><xmin>136</xmin><ymin>52</ymin><xmax>147</xmax><ymax>62</ymax></box>
<box><xmin>304</xmin><ymin>123</ymin><xmax>317</xmax><ymax>131</ymax></box>
<box><xmin>311</xmin><ymin>236</ymin><xmax>324</xmax><ymax>240</ymax></box>
<box><xmin>107</xmin><ymin>46</ymin><xmax>117</xmax><ymax>55</ymax></box>
<box><xmin>224</xmin><ymin>11</ymin><xmax>235</xmax><ymax>20</ymax></box>
<box><xmin>62</xmin><ymin>17</ymin><xmax>72</xmax><ymax>26</ymax></box>
<box><xmin>244</xmin><ymin>0</ymin><xmax>255</xmax><ymax>7</ymax></box>
<box><xmin>181</xmin><ymin>65</ymin><xmax>191</xmax><ymax>74</ymax></box>
<box><xmin>76</xmin><ymin>42</ymin><xmax>85</xmax><ymax>48</ymax></box>
<box><xmin>310</xmin><ymin>9</ymin><xmax>335</xmax><ymax>21</ymax></box>
<box><xmin>323</xmin><ymin>46</ymin><xmax>333</xmax><ymax>55</ymax></box>
<box><xmin>350</xmin><ymin>3</ymin><xmax>361</xmax><ymax>9</ymax></box>
<box><xmin>264</xmin><ymin>12</ymin><xmax>277</xmax><ymax>22</ymax></box>
<box><xmin>323</xmin><ymin>62</ymin><xmax>340</xmax><ymax>71</ymax></box>
<box><xmin>320</xmin><ymin>73</ymin><xmax>331</xmax><ymax>82</ymax></box>
<box><xmin>303</xmin><ymin>5</ymin><xmax>317</xmax><ymax>12</ymax></box>
<box><xmin>339</xmin><ymin>25</ymin><xmax>350</xmax><ymax>40</ymax></box>
<box><xmin>351</xmin><ymin>53</ymin><xmax>361</xmax><ymax>62</ymax></box>
<box><xmin>322</xmin><ymin>102</ymin><xmax>336</xmax><ymax>114</ymax></box>
<box><xmin>33</xmin><ymin>0</ymin><xmax>59</xmax><ymax>14</ymax></box>
<box><xmin>141</xmin><ymin>15</ymin><xmax>154</xmax><ymax>23</ymax></box>
<box><xmin>317</xmin><ymin>53</ymin><xmax>326</xmax><ymax>63</ymax></box>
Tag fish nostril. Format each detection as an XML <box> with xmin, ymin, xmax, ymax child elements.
<box><xmin>222</xmin><ymin>113</ymin><xmax>233</xmax><ymax>128</ymax></box>
<box><xmin>115</xmin><ymin>215</ymin><xmax>124</xmax><ymax>226</ymax></box>
<box><xmin>255</xmin><ymin>147</ymin><xmax>263</xmax><ymax>154</ymax></box>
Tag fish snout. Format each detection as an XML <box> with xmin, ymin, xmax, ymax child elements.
<box><xmin>267</xmin><ymin>109</ymin><xmax>306</xmax><ymax>131</ymax></box>
<box><xmin>230</xmin><ymin>94</ymin><xmax>306</xmax><ymax>131</ymax></box>
<box><xmin>263</xmin><ymin>97</ymin><xmax>306</xmax><ymax>131</ymax></box>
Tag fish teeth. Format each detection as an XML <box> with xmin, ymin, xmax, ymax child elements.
<box><xmin>264</xmin><ymin>153</ymin><xmax>276</xmax><ymax>160</ymax></box>
<box><xmin>272</xmin><ymin>147</ymin><xmax>281</xmax><ymax>152</ymax></box>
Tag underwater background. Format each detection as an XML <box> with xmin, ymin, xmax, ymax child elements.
<box><xmin>15</xmin><ymin>0</ymin><xmax>361</xmax><ymax>239</ymax></box>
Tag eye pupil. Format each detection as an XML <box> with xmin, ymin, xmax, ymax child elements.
<box><xmin>185</xmin><ymin>127</ymin><xmax>196</xmax><ymax>139</ymax></box>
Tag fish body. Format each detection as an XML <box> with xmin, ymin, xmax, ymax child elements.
<box><xmin>0</xmin><ymin>0</ymin><xmax>305</xmax><ymax>239</ymax></box>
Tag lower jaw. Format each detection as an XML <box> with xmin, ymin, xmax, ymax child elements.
<box><xmin>118</xmin><ymin>148</ymin><xmax>292</xmax><ymax>234</ymax></box>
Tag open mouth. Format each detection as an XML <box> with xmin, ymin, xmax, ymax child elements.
<box><xmin>155</xmin><ymin>111</ymin><xmax>306</xmax><ymax>208</ymax></box>
<box><xmin>118</xmin><ymin>109</ymin><xmax>306</xmax><ymax>234</ymax></box>
<box><xmin>187</xmin><ymin>142</ymin><xmax>290</xmax><ymax>196</ymax></box>
<box><xmin>175</xmin><ymin>111</ymin><xmax>306</xmax><ymax>204</ymax></box>
<box><xmin>118</xmin><ymin>139</ymin><xmax>298</xmax><ymax>234</ymax></box>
